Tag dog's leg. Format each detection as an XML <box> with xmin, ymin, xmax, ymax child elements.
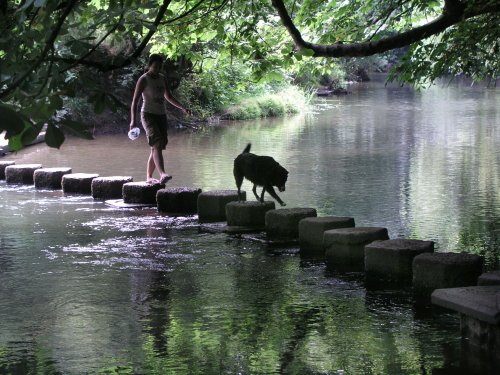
<box><xmin>252</xmin><ymin>184</ymin><xmax>260</xmax><ymax>202</ymax></box>
<box><xmin>260</xmin><ymin>187</ymin><xmax>266</xmax><ymax>203</ymax></box>
<box><xmin>265</xmin><ymin>185</ymin><xmax>286</xmax><ymax>206</ymax></box>
<box><xmin>234</xmin><ymin>166</ymin><xmax>244</xmax><ymax>201</ymax></box>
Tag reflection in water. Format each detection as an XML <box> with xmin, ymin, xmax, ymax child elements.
<box><xmin>0</xmin><ymin>76</ymin><xmax>499</xmax><ymax>374</ymax></box>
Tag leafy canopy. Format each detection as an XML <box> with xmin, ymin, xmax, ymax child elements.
<box><xmin>1</xmin><ymin>0</ymin><xmax>498</xmax><ymax>149</ymax></box>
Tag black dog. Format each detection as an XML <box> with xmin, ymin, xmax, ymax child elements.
<box><xmin>233</xmin><ymin>143</ymin><xmax>289</xmax><ymax>206</ymax></box>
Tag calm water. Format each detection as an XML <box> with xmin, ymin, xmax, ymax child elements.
<box><xmin>1</xmin><ymin>76</ymin><xmax>499</xmax><ymax>374</ymax></box>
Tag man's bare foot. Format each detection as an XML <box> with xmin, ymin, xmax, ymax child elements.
<box><xmin>159</xmin><ymin>174</ymin><xmax>172</xmax><ymax>184</ymax></box>
<box><xmin>146</xmin><ymin>178</ymin><xmax>159</xmax><ymax>184</ymax></box>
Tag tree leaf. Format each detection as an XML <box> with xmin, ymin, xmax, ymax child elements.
<box><xmin>0</xmin><ymin>103</ymin><xmax>26</xmax><ymax>138</ymax></box>
<box><xmin>8</xmin><ymin>134</ymin><xmax>23</xmax><ymax>152</ymax></box>
<box><xmin>48</xmin><ymin>95</ymin><xmax>64</xmax><ymax>112</ymax></box>
<box><xmin>21</xmin><ymin>122</ymin><xmax>44</xmax><ymax>146</ymax></box>
<box><xmin>45</xmin><ymin>122</ymin><xmax>65</xmax><ymax>149</ymax></box>
<box><xmin>298</xmin><ymin>48</ymin><xmax>314</xmax><ymax>56</ymax></box>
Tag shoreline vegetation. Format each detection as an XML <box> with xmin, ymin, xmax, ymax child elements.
<box><xmin>0</xmin><ymin>67</ymin><xmax>377</xmax><ymax>154</ymax></box>
<box><xmin>100</xmin><ymin>65</ymin><xmax>376</xmax><ymax>134</ymax></box>
<box><xmin>220</xmin><ymin>86</ymin><xmax>313</xmax><ymax>121</ymax></box>
<box><xmin>64</xmin><ymin>79</ymin><xmax>323</xmax><ymax>137</ymax></box>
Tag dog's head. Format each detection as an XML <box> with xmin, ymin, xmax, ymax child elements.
<box><xmin>272</xmin><ymin>165</ymin><xmax>289</xmax><ymax>192</ymax></box>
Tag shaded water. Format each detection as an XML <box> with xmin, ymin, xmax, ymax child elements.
<box><xmin>1</xmin><ymin>76</ymin><xmax>499</xmax><ymax>374</ymax></box>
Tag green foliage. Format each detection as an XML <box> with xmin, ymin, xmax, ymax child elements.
<box><xmin>175</xmin><ymin>65</ymin><xmax>249</xmax><ymax>119</ymax></box>
<box><xmin>1</xmin><ymin>0</ymin><xmax>498</xmax><ymax>149</ymax></box>
<box><xmin>223</xmin><ymin>86</ymin><xmax>308</xmax><ymax>120</ymax></box>
<box><xmin>223</xmin><ymin>99</ymin><xmax>263</xmax><ymax>120</ymax></box>
<box><xmin>175</xmin><ymin>63</ymin><xmax>309</xmax><ymax>120</ymax></box>
<box><xmin>390</xmin><ymin>13</ymin><xmax>500</xmax><ymax>86</ymax></box>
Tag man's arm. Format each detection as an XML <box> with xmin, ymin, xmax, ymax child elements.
<box><xmin>130</xmin><ymin>76</ymin><xmax>145</xmax><ymax>129</ymax></box>
<box><xmin>163</xmin><ymin>82</ymin><xmax>188</xmax><ymax>114</ymax></box>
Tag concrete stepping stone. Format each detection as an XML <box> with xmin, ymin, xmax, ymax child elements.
<box><xmin>324</xmin><ymin>227</ymin><xmax>389</xmax><ymax>270</ymax></box>
<box><xmin>299</xmin><ymin>216</ymin><xmax>355</xmax><ymax>255</ymax></box>
<box><xmin>265</xmin><ymin>208</ymin><xmax>317</xmax><ymax>240</ymax></box>
<box><xmin>413</xmin><ymin>252</ymin><xmax>484</xmax><ymax>295</ymax></box>
<box><xmin>34</xmin><ymin>167</ymin><xmax>72</xmax><ymax>189</ymax></box>
<box><xmin>432</xmin><ymin>286</ymin><xmax>500</xmax><ymax>357</ymax></box>
<box><xmin>365</xmin><ymin>239</ymin><xmax>434</xmax><ymax>283</ymax></box>
<box><xmin>0</xmin><ymin>161</ymin><xmax>15</xmax><ymax>180</ymax></box>
<box><xmin>123</xmin><ymin>182</ymin><xmax>163</xmax><ymax>204</ymax></box>
<box><xmin>62</xmin><ymin>173</ymin><xmax>99</xmax><ymax>194</ymax></box>
<box><xmin>197</xmin><ymin>190</ymin><xmax>246</xmax><ymax>223</ymax></box>
<box><xmin>478</xmin><ymin>271</ymin><xmax>500</xmax><ymax>286</ymax></box>
<box><xmin>5</xmin><ymin>164</ymin><xmax>42</xmax><ymax>184</ymax></box>
<box><xmin>91</xmin><ymin>176</ymin><xmax>133</xmax><ymax>200</ymax></box>
<box><xmin>157</xmin><ymin>187</ymin><xmax>202</xmax><ymax>214</ymax></box>
<box><xmin>226</xmin><ymin>201</ymin><xmax>276</xmax><ymax>228</ymax></box>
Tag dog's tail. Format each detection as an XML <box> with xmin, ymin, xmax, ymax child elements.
<box><xmin>242</xmin><ymin>143</ymin><xmax>251</xmax><ymax>153</ymax></box>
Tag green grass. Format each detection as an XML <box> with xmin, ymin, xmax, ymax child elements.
<box><xmin>223</xmin><ymin>86</ymin><xmax>309</xmax><ymax>120</ymax></box>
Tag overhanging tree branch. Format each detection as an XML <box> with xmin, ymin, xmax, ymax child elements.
<box><xmin>119</xmin><ymin>0</ymin><xmax>173</xmax><ymax>68</ymax></box>
<box><xmin>54</xmin><ymin>0</ymin><xmax>230</xmax><ymax>73</ymax></box>
<box><xmin>21</xmin><ymin>0</ymin><xmax>173</xmax><ymax>76</ymax></box>
<box><xmin>270</xmin><ymin>0</ymin><xmax>500</xmax><ymax>57</ymax></box>
<box><xmin>159</xmin><ymin>0</ymin><xmax>206</xmax><ymax>24</ymax></box>
<box><xmin>59</xmin><ymin>4</ymin><xmax>126</xmax><ymax>74</ymax></box>
<box><xmin>0</xmin><ymin>0</ymin><xmax>78</xmax><ymax>99</ymax></box>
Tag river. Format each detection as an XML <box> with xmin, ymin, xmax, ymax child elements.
<box><xmin>0</xmin><ymin>75</ymin><xmax>499</xmax><ymax>374</ymax></box>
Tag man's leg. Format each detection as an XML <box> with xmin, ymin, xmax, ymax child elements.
<box><xmin>151</xmin><ymin>145</ymin><xmax>171</xmax><ymax>183</ymax></box>
<box><xmin>146</xmin><ymin>149</ymin><xmax>156</xmax><ymax>183</ymax></box>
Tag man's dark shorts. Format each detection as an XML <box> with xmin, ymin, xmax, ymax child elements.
<box><xmin>141</xmin><ymin>112</ymin><xmax>168</xmax><ymax>149</ymax></box>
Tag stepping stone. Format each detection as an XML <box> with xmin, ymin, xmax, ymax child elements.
<box><xmin>5</xmin><ymin>164</ymin><xmax>42</xmax><ymax>184</ymax></box>
<box><xmin>413</xmin><ymin>252</ymin><xmax>484</xmax><ymax>295</ymax></box>
<box><xmin>62</xmin><ymin>173</ymin><xmax>99</xmax><ymax>194</ymax></box>
<box><xmin>0</xmin><ymin>161</ymin><xmax>15</xmax><ymax>180</ymax></box>
<box><xmin>226</xmin><ymin>201</ymin><xmax>276</xmax><ymax>228</ymax></box>
<box><xmin>324</xmin><ymin>227</ymin><xmax>389</xmax><ymax>270</ymax></box>
<box><xmin>478</xmin><ymin>271</ymin><xmax>500</xmax><ymax>286</ymax></box>
<box><xmin>91</xmin><ymin>176</ymin><xmax>133</xmax><ymax>200</ymax></box>
<box><xmin>365</xmin><ymin>239</ymin><xmax>434</xmax><ymax>283</ymax></box>
<box><xmin>123</xmin><ymin>182</ymin><xmax>163</xmax><ymax>204</ymax></box>
<box><xmin>265</xmin><ymin>208</ymin><xmax>317</xmax><ymax>240</ymax></box>
<box><xmin>299</xmin><ymin>216</ymin><xmax>355</xmax><ymax>255</ymax></box>
<box><xmin>197</xmin><ymin>190</ymin><xmax>246</xmax><ymax>223</ymax></box>
<box><xmin>157</xmin><ymin>187</ymin><xmax>202</xmax><ymax>214</ymax></box>
<box><xmin>34</xmin><ymin>167</ymin><xmax>72</xmax><ymax>189</ymax></box>
<box><xmin>432</xmin><ymin>286</ymin><xmax>500</xmax><ymax>357</ymax></box>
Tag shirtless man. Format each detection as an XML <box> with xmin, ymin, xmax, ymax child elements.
<box><xmin>129</xmin><ymin>53</ymin><xmax>189</xmax><ymax>184</ymax></box>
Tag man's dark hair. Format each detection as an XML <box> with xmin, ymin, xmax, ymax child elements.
<box><xmin>147</xmin><ymin>53</ymin><xmax>164</xmax><ymax>67</ymax></box>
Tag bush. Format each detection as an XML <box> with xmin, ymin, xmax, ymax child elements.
<box><xmin>176</xmin><ymin>63</ymin><xmax>311</xmax><ymax>121</ymax></box>
<box><xmin>223</xmin><ymin>85</ymin><xmax>309</xmax><ymax>120</ymax></box>
<box><xmin>257</xmin><ymin>95</ymin><xmax>285</xmax><ymax>117</ymax></box>
<box><xmin>225</xmin><ymin>100</ymin><xmax>262</xmax><ymax>120</ymax></box>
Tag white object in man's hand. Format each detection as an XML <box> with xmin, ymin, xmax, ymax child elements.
<box><xmin>128</xmin><ymin>127</ymin><xmax>140</xmax><ymax>140</ymax></box>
